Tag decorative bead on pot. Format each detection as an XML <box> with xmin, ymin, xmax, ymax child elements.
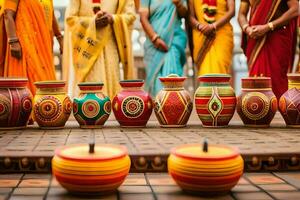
<box><xmin>168</xmin><ymin>140</ymin><xmax>244</xmax><ymax>195</ymax></box>
<box><xmin>0</xmin><ymin>78</ymin><xmax>32</xmax><ymax>129</ymax></box>
<box><xmin>237</xmin><ymin>77</ymin><xmax>277</xmax><ymax>127</ymax></box>
<box><xmin>52</xmin><ymin>143</ymin><xmax>130</xmax><ymax>194</ymax></box>
<box><xmin>33</xmin><ymin>81</ymin><xmax>72</xmax><ymax>129</ymax></box>
<box><xmin>194</xmin><ymin>74</ymin><xmax>236</xmax><ymax>127</ymax></box>
<box><xmin>154</xmin><ymin>75</ymin><xmax>193</xmax><ymax>127</ymax></box>
<box><xmin>73</xmin><ymin>83</ymin><xmax>111</xmax><ymax>128</ymax></box>
<box><xmin>279</xmin><ymin>74</ymin><xmax>300</xmax><ymax>127</ymax></box>
<box><xmin>112</xmin><ymin>80</ymin><xmax>153</xmax><ymax>127</ymax></box>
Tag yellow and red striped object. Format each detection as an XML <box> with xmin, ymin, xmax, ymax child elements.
<box><xmin>52</xmin><ymin>144</ymin><xmax>131</xmax><ymax>194</ymax></box>
<box><xmin>168</xmin><ymin>143</ymin><xmax>244</xmax><ymax>195</ymax></box>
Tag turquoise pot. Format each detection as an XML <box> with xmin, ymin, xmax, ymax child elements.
<box><xmin>73</xmin><ymin>83</ymin><xmax>111</xmax><ymax>128</ymax></box>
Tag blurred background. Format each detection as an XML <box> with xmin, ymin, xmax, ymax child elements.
<box><xmin>52</xmin><ymin>0</ymin><xmax>299</xmax><ymax>95</ymax></box>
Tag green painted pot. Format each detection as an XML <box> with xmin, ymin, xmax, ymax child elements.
<box><xmin>73</xmin><ymin>83</ymin><xmax>111</xmax><ymax>128</ymax></box>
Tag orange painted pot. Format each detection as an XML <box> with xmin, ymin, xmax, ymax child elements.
<box><xmin>52</xmin><ymin>144</ymin><xmax>131</xmax><ymax>194</ymax></box>
<box><xmin>168</xmin><ymin>143</ymin><xmax>244</xmax><ymax>195</ymax></box>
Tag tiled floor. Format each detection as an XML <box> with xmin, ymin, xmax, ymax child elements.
<box><xmin>1</xmin><ymin>172</ymin><xmax>300</xmax><ymax>200</ymax></box>
<box><xmin>1</xmin><ymin>114</ymin><xmax>300</xmax><ymax>157</ymax></box>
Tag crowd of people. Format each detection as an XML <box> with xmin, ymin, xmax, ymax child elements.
<box><xmin>0</xmin><ymin>0</ymin><xmax>299</xmax><ymax>99</ymax></box>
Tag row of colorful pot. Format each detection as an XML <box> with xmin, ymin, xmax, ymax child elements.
<box><xmin>0</xmin><ymin>74</ymin><xmax>299</xmax><ymax>129</ymax></box>
<box><xmin>52</xmin><ymin>141</ymin><xmax>244</xmax><ymax>195</ymax></box>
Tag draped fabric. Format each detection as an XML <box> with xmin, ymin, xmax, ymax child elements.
<box><xmin>243</xmin><ymin>0</ymin><xmax>298</xmax><ymax>99</ymax></box>
<box><xmin>193</xmin><ymin>0</ymin><xmax>233</xmax><ymax>76</ymax></box>
<box><xmin>141</xmin><ymin>0</ymin><xmax>187</xmax><ymax>97</ymax></box>
<box><xmin>65</xmin><ymin>0</ymin><xmax>136</xmax><ymax>99</ymax></box>
<box><xmin>2</xmin><ymin>0</ymin><xmax>56</xmax><ymax>95</ymax></box>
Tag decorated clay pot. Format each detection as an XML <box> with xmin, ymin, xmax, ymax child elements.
<box><xmin>52</xmin><ymin>143</ymin><xmax>130</xmax><ymax>194</ymax></box>
<box><xmin>33</xmin><ymin>81</ymin><xmax>72</xmax><ymax>129</ymax></box>
<box><xmin>73</xmin><ymin>83</ymin><xmax>111</xmax><ymax>128</ymax></box>
<box><xmin>112</xmin><ymin>80</ymin><xmax>153</xmax><ymax>127</ymax></box>
<box><xmin>154</xmin><ymin>75</ymin><xmax>193</xmax><ymax>127</ymax></box>
<box><xmin>194</xmin><ymin>74</ymin><xmax>236</xmax><ymax>127</ymax></box>
<box><xmin>168</xmin><ymin>141</ymin><xmax>244</xmax><ymax>195</ymax></box>
<box><xmin>279</xmin><ymin>74</ymin><xmax>300</xmax><ymax>127</ymax></box>
<box><xmin>237</xmin><ymin>77</ymin><xmax>277</xmax><ymax>127</ymax></box>
<box><xmin>0</xmin><ymin>78</ymin><xmax>32</xmax><ymax>129</ymax></box>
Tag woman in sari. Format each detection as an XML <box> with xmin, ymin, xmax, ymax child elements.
<box><xmin>140</xmin><ymin>0</ymin><xmax>188</xmax><ymax>97</ymax></box>
<box><xmin>189</xmin><ymin>0</ymin><xmax>235</xmax><ymax>76</ymax></box>
<box><xmin>238</xmin><ymin>0</ymin><xmax>298</xmax><ymax>99</ymax></box>
<box><xmin>64</xmin><ymin>0</ymin><xmax>136</xmax><ymax>99</ymax></box>
<box><xmin>2</xmin><ymin>0</ymin><xmax>63</xmax><ymax>94</ymax></box>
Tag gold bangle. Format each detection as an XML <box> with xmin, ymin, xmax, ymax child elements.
<box><xmin>268</xmin><ymin>22</ymin><xmax>274</xmax><ymax>31</ymax></box>
<box><xmin>242</xmin><ymin>24</ymin><xmax>249</xmax><ymax>32</ymax></box>
<box><xmin>151</xmin><ymin>34</ymin><xmax>159</xmax><ymax>43</ymax></box>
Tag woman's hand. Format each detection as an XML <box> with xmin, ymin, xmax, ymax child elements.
<box><xmin>10</xmin><ymin>42</ymin><xmax>22</xmax><ymax>60</ymax></box>
<box><xmin>154</xmin><ymin>38</ymin><xmax>169</xmax><ymax>52</ymax></box>
<box><xmin>200</xmin><ymin>24</ymin><xmax>215</xmax><ymax>36</ymax></box>
<box><xmin>95</xmin><ymin>11</ymin><xmax>113</xmax><ymax>28</ymax></box>
<box><xmin>249</xmin><ymin>24</ymin><xmax>270</xmax><ymax>39</ymax></box>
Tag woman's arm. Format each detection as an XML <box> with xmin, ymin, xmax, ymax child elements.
<box><xmin>139</xmin><ymin>8</ymin><xmax>168</xmax><ymax>52</ymax></box>
<box><xmin>188</xmin><ymin>0</ymin><xmax>200</xmax><ymax>29</ymax></box>
<box><xmin>251</xmin><ymin>0</ymin><xmax>299</xmax><ymax>39</ymax></box>
<box><xmin>172</xmin><ymin>0</ymin><xmax>187</xmax><ymax>18</ymax></box>
<box><xmin>4</xmin><ymin>7</ymin><xmax>22</xmax><ymax>59</ymax></box>
<box><xmin>52</xmin><ymin>11</ymin><xmax>63</xmax><ymax>54</ymax></box>
<box><xmin>214</xmin><ymin>0</ymin><xmax>235</xmax><ymax>30</ymax></box>
<box><xmin>238</xmin><ymin>0</ymin><xmax>253</xmax><ymax>37</ymax></box>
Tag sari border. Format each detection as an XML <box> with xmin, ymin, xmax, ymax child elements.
<box><xmin>248</xmin><ymin>0</ymin><xmax>282</xmax><ymax>69</ymax></box>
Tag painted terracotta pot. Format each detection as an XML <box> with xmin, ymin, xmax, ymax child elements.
<box><xmin>0</xmin><ymin>78</ymin><xmax>32</xmax><ymax>129</ymax></box>
<box><xmin>33</xmin><ymin>81</ymin><xmax>72</xmax><ymax>129</ymax></box>
<box><xmin>279</xmin><ymin>74</ymin><xmax>300</xmax><ymax>127</ymax></box>
<box><xmin>168</xmin><ymin>142</ymin><xmax>244</xmax><ymax>195</ymax></box>
<box><xmin>194</xmin><ymin>74</ymin><xmax>236</xmax><ymax>127</ymax></box>
<box><xmin>154</xmin><ymin>75</ymin><xmax>193</xmax><ymax>127</ymax></box>
<box><xmin>237</xmin><ymin>77</ymin><xmax>277</xmax><ymax>127</ymax></box>
<box><xmin>112</xmin><ymin>80</ymin><xmax>153</xmax><ymax>127</ymax></box>
<box><xmin>73</xmin><ymin>83</ymin><xmax>111</xmax><ymax>128</ymax></box>
<box><xmin>52</xmin><ymin>144</ymin><xmax>130</xmax><ymax>194</ymax></box>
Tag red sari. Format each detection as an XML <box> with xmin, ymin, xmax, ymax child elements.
<box><xmin>243</xmin><ymin>0</ymin><xmax>298</xmax><ymax>99</ymax></box>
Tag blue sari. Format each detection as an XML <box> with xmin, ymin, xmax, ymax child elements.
<box><xmin>141</xmin><ymin>0</ymin><xmax>187</xmax><ymax>97</ymax></box>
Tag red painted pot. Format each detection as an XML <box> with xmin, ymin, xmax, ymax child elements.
<box><xmin>279</xmin><ymin>74</ymin><xmax>300</xmax><ymax>127</ymax></box>
<box><xmin>112</xmin><ymin>80</ymin><xmax>153</xmax><ymax>127</ymax></box>
<box><xmin>194</xmin><ymin>74</ymin><xmax>236</xmax><ymax>127</ymax></box>
<box><xmin>0</xmin><ymin>78</ymin><xmax>32</xmax><ymax>129</ymax></box>
<box><xmin>154</xmin><ymin>75</ymin><xmax>193</xmax><ymax>127</ymax></box>
<box><xmin>237</xmin><ymin>77</ymin><xmax>278</xmax><ymax>127</ymax></box>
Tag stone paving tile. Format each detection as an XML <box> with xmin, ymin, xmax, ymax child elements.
<box><xmin>122</xmin><ymin>174</ymin><xmax>147</xmax><ymax>186</ymax></box>
<box><xmin>22</xmin><ymin>174</ymin><xmax>51</xmax><ymax>180</ymax></box>
<box><xmin>156</xmin><ymin>194</ymin><xmax>234</xmax><ymax>200</ymax></box>
<box><xmin>9</xmin><ymin>196</ymin><xmax>44</xmax><ymax>200</ymax></box>
<box><xmin>12</xmin><ymin>188</ymin><xmax>48</xmax><ymax>196</ymax></box>
<box><xmin>0</xmin><ymin>188</ymin><xmax>12</xmax><ymax>194</ymax></box>
<box><xmin>259</xmin><ymin>184</ymin><xmax>297</xmax><ymax>191</ymax></box>
<box><xmin>119</xmin><ymin>194</ymin><xmax>155</xmax><ymax>200</ymax></box>
<box><xmin>0</xmin><ymin>174</ymin><xmax>23</xmax><ymax>180</ymax></box>
<box><xmin>269</xmin><ymin>191</ymin><xmax>300</xmax><ymax>200</ymax></box>
<box><xmin>246</xmin><ymin>173</ymin><xmax>285</xmax><ymax>185</ymax></box>
<box><xmin>233</xmin><ymin>192</ymin><xmax>273</xmax><ymax>200</ymax></box>
<box><xmin>232</xmin><ymin>185</ymin><xmax>260</xmax><ymax>192</ymax></box>
<box><xmin>0</xmin><ymin>180</ymin><xmax>20</xmax><ymax>188</ymax></box>
<box><xmin>118</xmin><ymin>186</ymin><xmax>152</xmax><ymax>194</ymax></box>
<box><xmin>274</xmin><ymin>173</ymin><xmax>300</xmax><ymax>189</ymax></box>
<box><xmin>18</xmin><ymin>179</ymin><xmax>49</xmax><ymax>188</ymax></box>
<box><xmin>0</xmin><ymin>194</ymin><xmax>8</xmax><ymax>200</ymax></box>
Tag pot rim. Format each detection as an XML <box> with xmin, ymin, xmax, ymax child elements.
<box><xmin>198</xmin><ymin>74</ymin><xmax>231</xmax><ymax>82</ymax></box>
<box><xmin>55</xmin><ymin>144</ymin><xmax>128</xmax><ymax>162</ymax></box>
<box><xmin>159</xmin><ymin>76</ymin><xmax>187</xmax><ymax>82</ymax></box>
<box><xmin>288</xmin><ymin>73</ymin><xmax>300</xmax><ymax>80</ymax></box>
<box><xmin>78</xmin><ymin>82</ymin><xmax>104</xmax><ymax>87</ymax></box>
<box><xmin>171</xmin><ymin>144</ymin><xmax>240</xmax><ymax>161</ymax></box>
<box><xmin>120</xmin><ymin>79</ymin><xmax>144</xmax><ymax>87</ymax></box>
<box><xmin>0</xmin><ymin>77</ymin><xmax>28</xmax><ymax>87</ymax></box>
<box><xmin>241</xmin><ymin>77</ymin><xmax>271</xmax><ymax>81</ymax></box>
<box><xmin>34</xmin><ymin>81</ymin><xmax>66</xmax><ymax>88</ymax></box>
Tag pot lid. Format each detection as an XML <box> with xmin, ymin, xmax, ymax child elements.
<box><xmin>55</xmin><ymin>144</ymin><xmax>128</xmax><ymax>162</ymax></box>
<box><xmin>241</xmin><ymin>77</ymin><xmax>271</xmax><ymax>89</ymax></box>
<box><xmin>159</xmin><ymin>74</ymin><xmax>186</xmax><ymax>82</ymax></box>
<box><xmin>120</xmin><ymin>80</ymin><xmax>144</xmax><ymax>88</ymax></box>
<box><xmin>171</xmin><ymin>140</ymin><xmax>240</xmax><ymax>161</ymax></box>
<box><xmin>78</xmin><ymin>82</ymin><xmax>104</xmax><ymax>91</ymax></box>
<box><xmin>288</xmin><ymin>74</ymin><xmax>300</xmax><ymax>81</ymax></box>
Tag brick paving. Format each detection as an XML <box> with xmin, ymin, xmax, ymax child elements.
<box><xmin>0</xmin><ymin>172</ymin><xmax>300</xmax><ymax>200</ymax></box>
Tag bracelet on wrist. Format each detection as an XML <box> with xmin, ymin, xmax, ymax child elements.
<box><xmin>8</xmin><ymin>37</ymin><xmax>19</xmax><ymax>44</ymax></box>
<box><xmin>242</xmin><ymin>24</ymin><xmax>249</xmax><ymax>32</ymax></box>
<box><xmin>151</xmin><ymin>34</ymin><xmax>160</xmax><ymax>43</ymax></box>
<box><xmin>268</xmin><ymin>22</ymin><xmax>274</xmax><ymax>31</ymax></box>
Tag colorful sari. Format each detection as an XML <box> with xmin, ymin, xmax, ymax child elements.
<box><xmin>2</xmin><ymin>0</ymin><xmax>56</xmax><ymax>94</ymax></box>
<box><xmin>193</xmin><ymin>0</ymin><xmax>234</xmax><ymax>76</ymax></box>
<box><xmin>65</xmin><ymin>0</ymin><xmax>136</xmax><ymax>99</ymax></box>
<box><xmin>141</xmin><ymin>0</ymin><xmax>187</xmax><ymax>97</ymax></box>
<box><xmin>243</xmin><ymin>0</ymin><xmax>298</xmax><ymax>99</ymax></box>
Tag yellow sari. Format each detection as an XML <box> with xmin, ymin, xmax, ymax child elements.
<box><xmin>3</xmin><ymin>0</ymin><xmax>56</xmax><ymax>94</ymax></box>
<box><xmin>193</xmin><ymin>0</ymin><xmax>233</xmax><ymax>76</ymax></box>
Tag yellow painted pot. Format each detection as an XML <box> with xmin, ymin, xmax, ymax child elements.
<box><xmin>52</xmin><ymin>144</ymin><xmax>131</xmax><ymax>194</ymax></box>
<box><xmin>33</xmin><ymin>81</ymin><xmax>72</xmax><ymax>129</ymax></box>
<box><xmin>168</xmin><ymin>142</ymin><xmax>244</xmax><ymax>195</ymax></box>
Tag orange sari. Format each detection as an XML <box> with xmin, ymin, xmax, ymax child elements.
<box><xmin>3</xmin><ymin>0</ymin><xmax>56</xmax><ymax>94</ymax></box>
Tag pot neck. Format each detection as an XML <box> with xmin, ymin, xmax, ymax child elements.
<box><xmin>36</xmin><ymin>87</ymin><xmax>66</xmax><ymax>95</ymax></box>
